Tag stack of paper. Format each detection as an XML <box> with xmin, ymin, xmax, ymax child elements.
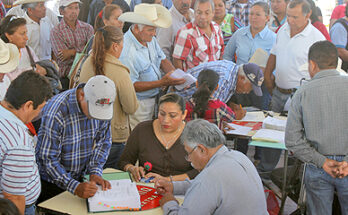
<box><xmin>235</xmin><ymin>111</ymin><xmax>265</xmax><ymax>122</ymax></box>
<box><xmin>226</xmin><ymin>123</ymin><xmax>253</xmax><ymax>136</ymax></box>
<box><xmin>252</xmin><ymin>128</ymin><xmax>285</xmax><ymax>143</ymax></box>
<box><xmin>262</xmin><ymin>116</ymin><xmax>287</xmax><ymax>131</ymax></box>
<box><xmin>88</xmin><ymin>179</ymin><xmax>141</xmax><ymax>212</ymax></box>
<box><xmin>170</xmin><ymin>69</ymin><xmax>197</xmax><ymax>90</ymax></box>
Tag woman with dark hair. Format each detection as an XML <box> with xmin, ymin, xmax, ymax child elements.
<box><xmin>94</xmin><ymin>4</ymin><xmax>124</xmax><ymax>31</ymax></box>
<box><xmin>79</xmin><ymin>26</ymin><xmax>138</xmax><ymax>169</ymax></box>
<box><xmin>308</xmin><ymin>0</ymin><xmax>330</xmax><ymax>41</ymax></box>
<box><xmin>118</xmin><ymin>93</ymin><xmax>198</xmax><ymax>182</ymax></box>
<box><xmin>0</xmin><ymin>15</ymin><xmax>46</xmax><ymax>80</ymax></box>
<box><xmin>185</xmin><ymin>69</ymin><xmax>235</xmax><ymax>130</ymax></box>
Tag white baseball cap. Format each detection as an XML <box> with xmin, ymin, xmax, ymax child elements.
<box><xmin>59</xmin><ymin>0</ymin><xmax>81</xmax><ymax>7</ymax></box>
<box><xmin>84</xmin><ymin>75</ymin><xmax>116</xmax><ymax>121</ymax></box>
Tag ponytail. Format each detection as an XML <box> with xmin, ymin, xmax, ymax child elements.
<box><xmin>192</xmin><ymin>69</ymin><xmax>219</xmax><ymax>118</ymax></box>
<box><xmin>92</xmin><ymin>26</ymin><xmax>123</xmax><ymax>76</ymax></box>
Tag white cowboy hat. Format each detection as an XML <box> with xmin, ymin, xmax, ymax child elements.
<box><xmin>118</xmin><ymin>3</ymin><xmax>172</xmax><ymax>28</ymax></box>
<box><xmin>0</xmin><ymin>39</ymin><xmax>20</xmax><ymax>73</ymax></box>
<box><xmin>13</xmin><ymin>0</ymin><xmax>46</xmax><ymax>6</ymax></box>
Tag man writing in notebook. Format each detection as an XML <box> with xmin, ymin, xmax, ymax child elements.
<box><xmin>36</xmin><ymin>76</ymin><xmax>116</xmax><ymax>203</ymax></box>
<box><xmin>155</xmin><ymin>119</ymin><xmax>268</xmax><ymax>215</ymax></box>
<box><xmin>285</xmin><ymin>41</ymin><xmax>348</xmax><ymax>214</ymax></box>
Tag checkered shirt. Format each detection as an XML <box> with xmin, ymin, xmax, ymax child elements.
<box><xmin>172</xmin><ymin>22</ymin><xmax>224</xmax><ymax>71</ymax></box>
<box><xmin>226</xmin><ymin>0</ymin><xmax>253</xmax><ymax>26</ymax></box>
<box><xmin>50</xmin><ymin>19</ymin><xmax>94</xmax><ymax>77</ymax></box>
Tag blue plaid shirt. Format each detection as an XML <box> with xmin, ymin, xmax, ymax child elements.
<box><xmin>36</xmin><ymin>85</ymin><xmax>112</xmax><ymax>194</ymax></box>
<box><xmin>175</xmin><ymin>60</ymin><xmax>239</xmax><ymax>103</ymax></box>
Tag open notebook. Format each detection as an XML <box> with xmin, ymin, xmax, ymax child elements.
<box><xmin>86</xmin><ymin>172</ymin><xmax>141</xmax><ymax>212</ymax></box>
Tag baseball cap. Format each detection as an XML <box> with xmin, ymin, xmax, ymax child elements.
<box><xmin>243</xmin><ymin>63</ymin><xmax>264</xmax><ymax>96</ymax></box>
<box><xmin>84</xmin><ymin>75</ymin><xmax>116</xmax><ymax>120</ymax></box>
<box><xmin>59</xmin><ymin>0</ymin><xmax>81</xmax><ymax>7</ymax></box>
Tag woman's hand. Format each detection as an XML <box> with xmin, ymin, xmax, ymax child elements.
<box><xmin>126</xmin><ymin>165</ymin><xmax>145</xmax><ymax>182</ymax></box>
<box><xmin>36</xmin><ymin>64</ymin><xmax>47</xmax><ymax>76</ymax></box>
<box><xmin>222</xmin><ymin>121</ymin><xmax>235</xmax><ymax>134</ymax></box>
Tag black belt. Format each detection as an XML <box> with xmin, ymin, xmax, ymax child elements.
<box><xmin>26</xmin><ymin>202</ymin><xmax>35</xmax><ymax>208</ymax></box>
<box><xmin>112</xmin><ymin>142</ymin><xmax>125</xmax><ymax>145</ymax></box>
<box><xmin>276</xmin><ymin>86</ymin><xmax>296</xmax><ymax>94</ymax></box>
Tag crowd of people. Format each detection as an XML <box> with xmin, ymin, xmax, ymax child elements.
<box><xmin>0</xmin><ymin>0</ymin><xmax>348</xmax><ymax>214</ymax></box>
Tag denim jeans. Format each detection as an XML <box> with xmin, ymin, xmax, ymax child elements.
<box><xmin>305</xmin><ymin>156</ymin><xmax>348</xmax><ymax>215</ymax></box>
<box><xmin>103</xmin><ymin>142</ymin><xmax>125</xmax><ymax>170</ymax></box>
<box><xmin>25</xmin><ymin>204</ymin><xmax>36</xmax><ymax>215</ymax></box>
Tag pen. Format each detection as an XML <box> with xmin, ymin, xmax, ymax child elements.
<box><xmin>239</xmin><ymin>104</ymin><xmax>243</xmax><ymax>109</ymax></box>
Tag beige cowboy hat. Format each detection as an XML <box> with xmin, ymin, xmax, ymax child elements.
<box><xmin>0</xmin><ymin>39</ymin><xmax>20</xmax><ymax>73</ymax></box>
<box><xmin>118</xmin><ymin>3</ymin><xmax>172</xmax><ymax>28</ymax></box>
<box><xmin>13</xmin><ymin>0</ymin><xmax>46</xmax><ymax>6</ymax></box>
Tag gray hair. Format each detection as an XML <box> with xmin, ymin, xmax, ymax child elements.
<box><xmin>288</xmin><ymin>0</ymin><xmax>311</xmax><ymax>16</ymax></box>
<box><xmin>181</xmin><ymin>119</ymin><xmax>226</xmax><ymax>148</ymax></box>
<box><xmin>131</xmin><ymin>23</ymin><xmax>146</xmax><ymax>31</ymax></box>
<box><xmin>21</xmin><ymin>2</ymin><xmax>38</xmax><ymax>12</ymax></box>
<box><xmin>194</xmin><ymin>0</ymin><xmax>214</xmax><ymax>12</ymax></box>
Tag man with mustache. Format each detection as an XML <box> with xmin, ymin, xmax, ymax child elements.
<box><xmin>157</xmin><ymin>0</ymin><xmax>194</xmax><ymax>61</ymax></box>
<box><xmin>50</xmin><ymin>0</ymin><xmax>94</xmax><ymax>89</ymax></box>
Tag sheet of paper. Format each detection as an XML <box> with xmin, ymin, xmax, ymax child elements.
<box><xmin>252</xmin><ymin>128</ymin><xmax>285</xmax><ymax>143</ymax></box>
<box><xmin>88</xmin><ymin>179</ymin><xmax>141</xmax><ymax>212</ymax></box>
<box><xmin>226</xmin><ymin>123</ymin><xmax>253</xmax><ymax>136</ymax></box>
<box><xmin>262</xmin><ymin>116</ymin><xmax>287</xmax><ymax>131</ymax></box>
<box><xmin>170</xmin><ymin>69</ymin><xmax>197</xmax><ymax>90</ymax></box>
<box><xmin>249</xmin><ymin>141</ymin><xmax>287</xmax><ymax>150</ymax></box>
<box><xmin>235</xmin><ymin>111</ymin><xmax>265</xmax><ymax>122</ymax></box>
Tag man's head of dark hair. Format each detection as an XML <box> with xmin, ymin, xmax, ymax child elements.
<box><xmin>308</xmin><ymin>41</ymin><xmax>338</xmax><ymax>70</ymax></box>
<box><xmin>4</xmin><ymin>70</ymin><xmax>53</xmax><ymax>110</ymax></box>
<box><xmin>288</xmin><ymin>0</ymin><xmax>311</xmax><ymax>15</ymax></box>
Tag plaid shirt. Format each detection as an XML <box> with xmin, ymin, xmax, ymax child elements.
<box><xmin>226</xmin><ymin>0</ymin><xmax>253</xmax><ymax>26</ymax></box>
<box><xmin>36</xmin><ymin>85</ymin><xmax>112</xmax><ymax>194</ymax></box>
<box><xmin>173</xmin><ymin>21</ymin><xmax>224</xmax><ymax>71</ymax></box>
<box><xmin>50</xmin><ymin>19</ymin><xmax>94</xmax><ymax>77</ymax></box>
<box><xmin>174</xmin><ymin>60</ymin><xmax>239</xmax><ymax>103</ymax></box>
<box><xmin>185</xmin><ymin>98</ymin><xmax>235</xmax><ymax>129</ymax></box>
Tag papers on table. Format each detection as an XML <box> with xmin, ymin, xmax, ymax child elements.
<box><xmin>235</xmin><ymin>111</ymin><xmax>265</xmax><ymax>122</ymax></box>
<box><xmin>88</xmin><ymin>179</ymin><xmax>141</xmax><ymax>212</ymax></box>
<box><xmin>170</xmin><ymin>69</ymin><xmax>197</xmax><ymax>90</ymax></box>
<box><xmin>226</xmin><ymin>123</ymin><xmax>253</xmax><ymax>136</ymax></box>
<box><xmin>262</xmin><ymin>116</ymin><xmax>287</xmax><ymax>131</ymax></box>
<box><xmin>252</xmin><ymin>128</ymin><xmax>285</xmax><ymax>143</ymax></box>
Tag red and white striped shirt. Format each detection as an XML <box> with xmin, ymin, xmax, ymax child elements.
<box><xmin>0</xmin><ymin>105</ymin><xmax>41</xmax><ymax>205</ymax></box>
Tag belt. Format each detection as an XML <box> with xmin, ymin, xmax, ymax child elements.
<box><xmin>112</xmin><ymin>142</ymin><xmax>125</xmax><ymax>145</ymax></box>
<box><xmin>276</xmin><ymin>86</ymin><xmax>296</xmax><ymax>94</ymax></box>
<box><xmin>26</xmin><ymin>202</ymin><xmax>35</xmax><ymax>208</ymax></box>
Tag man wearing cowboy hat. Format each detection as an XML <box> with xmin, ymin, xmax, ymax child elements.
<box><xmin>6</xmin><ymin>0</ymin><xmax>58</xmax><ymax>60</ymax></box>
<box><xmin>1</xmin><ymin>39</ymin><xmax>53</xmax><ymax>215</ymax></box>
<box><xmin>119</xmin><ymin>3</ymin><xmax>186</xmax><ymax>129</ymax></box>
<box><xmin>0</xmin><ymin>39</ymin><xmax>19</xmax><ymax>100</ymax></box>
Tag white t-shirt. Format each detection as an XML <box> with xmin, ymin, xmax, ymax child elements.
<box><xmin>271</xmin><ymin>21</ymin><xmax>326</xmax><ymax>89</ymax></box>
<box><xmin>0</xmin><ymin>75</ymin><xmax>11</xmax><ymax>101</ymax></box>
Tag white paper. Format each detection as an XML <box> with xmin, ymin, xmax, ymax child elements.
<box><xmin>235</xmin><ymin>111</ymin><xmax>265</xmax><ymax>122</ymax></box>
<box><xmin>252</xmin><ymin>128</ymin><xmax>285</xmax><ymax>143</ymax></box>
<box><xmin>226</xmin><ymin>123</ymin><xmax>253</xmax><ymax>136</ymax></box>
<box><xmin>248</xmin><ymin>48</ymin><xmax>269</xmax><ymax>68</ymax></box>
<box><xmin>170</xmin><ymin>69</ymin><xmax>197</xmax><ymax>90</ymax></box>
<box><xmin>88</xmin><ymin>179</ymin><xmax>141</xmax><ymax>212</ymax></box>
<box><xmin>262</xmin><ymin>116</ymin><xmax>287</xmax><ymax>131</ymax></box>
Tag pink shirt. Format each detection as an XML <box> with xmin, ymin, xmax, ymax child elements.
<box><xmin>331</xmin><ymin>4</ymin><xmax>346</xmax><ymax>20</ymax></box>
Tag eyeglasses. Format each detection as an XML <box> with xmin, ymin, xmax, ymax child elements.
<box><xmin>185</xmin><ymin>146</ymin><xmax>198</xmax><ymax>161</ymax></box>
<box><xmin>5</xmin><ymin>16</ymin><xmax>21</xmax><ymax>31</ymax></box>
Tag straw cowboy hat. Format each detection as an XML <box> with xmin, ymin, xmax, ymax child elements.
<box><xmin>118</xmin><ymin>3</ymin><xmax>172</xmax><ymax>28</ymax></box>
<box><xmin>0</xmin><ymin>39</ymin><xmax>20</xmax><ymax>73</ymax></box>
<box><xmin>13</xmin><ymin>0</ymin><xmax>46</xmax><ymax>6</ymax></box>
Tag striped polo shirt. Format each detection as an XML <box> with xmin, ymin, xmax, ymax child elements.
<box><xmin>0</xmin><ymin>105</ymin><xmax>41</xmax><ymax>205</ymax></box>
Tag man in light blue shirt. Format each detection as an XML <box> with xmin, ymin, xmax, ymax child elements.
<box><xmin>155</xmin><ymin>119</ymin><xmax>268</xmax><ymax>215</ymax></box>
<box><xmin>119</xmin><ymin>4</ymin><xmax>185</xmax><ymax>129</ymax></box>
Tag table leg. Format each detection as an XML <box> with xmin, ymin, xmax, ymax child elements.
<box><xmin>279</xmin><ymin>150</ymin><xmax>288</xmax><ymax>215</ymax></box>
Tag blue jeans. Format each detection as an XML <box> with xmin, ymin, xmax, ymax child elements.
<box><xmin>305</xmin><ymin>156</ymin><xmax>348</xmax><ymax>215</ymax></box>
<box><xmin>25</xmin><ymin>204</ymin><xmax>36</xmax><ymax>215</ymax></box>
<box><xmin>103</xmin><ymin>142</ymin><xmax>125</xmax><ymax>169</ymax></box>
